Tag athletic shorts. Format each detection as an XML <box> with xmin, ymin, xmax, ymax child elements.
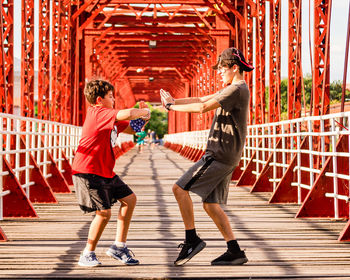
<box><xmin>176</xmin><ymin>155</ymin><xmax>235</xmax><ymax>204</ymax></box>
<box><xmin>73</xmin><ymin>173</ymin><xmax>133</xmax><ymax>213</ymax></box>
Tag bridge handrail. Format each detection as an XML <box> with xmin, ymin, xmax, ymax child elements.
<box><xmin>164</xmin><ymin>110</ymin><xmax>350</xmax><ymax>222</ymax></box>
<box><xmin>0</xmin><ymin>113</ymin><xmax>134</xmax><ymax>221</ymax></box>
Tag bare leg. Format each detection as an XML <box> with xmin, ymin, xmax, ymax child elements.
<box><xmin>203</xmin><ymin>202</ymin><xmax>235</xmax><ymax>241</ymax></box>
<box><xmin>115</xmin><ymin>193</ymin><xmax>137</xmax><ymax>243</ymax></box>
<box><xmin>85</xmin><ymin>209</ymin><xmax>111</xmax><ymax>251</ymax></box>
<box><xmin>173</xmin><ymin>184</ymin><xmax>195</xmax><ymax>229</ymax></box>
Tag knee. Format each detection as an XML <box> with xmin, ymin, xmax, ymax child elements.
<box><xmin>122</xmin><ymin>193</ymin><xmax>137</xmax><ymax>208</ymax></box>
<box><xmin>97</xmin><ymin>209</ymin><xmax>112</xmax><ymax>222</ymax></box>
<box><xmin>203</xmin><ymin>202</ymin><xmax>216</xmax><ymax>214</ymax></box>
<box><xmin>172</xmin><ymin>184</ymin><xmax>184</xmax><ymax>198</ymax></box>
<box><xmin>129</xmin><ymin>193</ymin><xmax>137</xmax><ymax>207</ymax></box>
<box><xmin>203</xmin><ymin>202</ymin><xmax>210</xmax><ymax>213</ymax></box>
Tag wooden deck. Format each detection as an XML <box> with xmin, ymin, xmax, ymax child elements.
<box><xmin>1</xmin><ymin>146</ymin><xmax>350</xmax><ymax>279</ymax></box>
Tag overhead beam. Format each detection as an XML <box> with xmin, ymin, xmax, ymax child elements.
<box><xmin>93</xmin><ymin>14</ymin><xmax>215</xmax><ymax>24</ymax></box>
<box><xmin>84</xmin><ymin>26</ymin><xmax>208</xmax><ymax>34</ymax></box>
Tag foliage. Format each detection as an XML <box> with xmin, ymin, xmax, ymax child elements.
<box><xmin>266</xmin><ymin>76</ymin><xmax>349</xmax><ymax>114</ymax></box>
<box><xmin>134</xmin><ymin>102</ymin><xmax>168</xmax><ymax>138</ymax></box>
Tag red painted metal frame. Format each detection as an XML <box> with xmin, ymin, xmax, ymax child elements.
<box><xmin>269</xmin><ymin>0</ymin><xmax>281</xmax><ymax>123</ymax></box>
<box><xmin>0</xmin><ymin>0</ymin><xmax>14</xmax><ymax>114</ymax></box>
<box><xmin>297</xmin><ymin>135</ymin><xmax>349</xmax><ymax>219</ymax></box>
<box><xmin>21</xmin><ymin>0</ymin><xmax>35</xmax><ymax>118</ymax></box>
<box><xmin>38</xmin><ymin>0</ymin><xmax>51</xmax><ymax>120</ymax></box>
<box><xmin>51</xmin><ymin>0</ymin><xmax>61</xmax><ymax>122</ymax></box>
<box><xmin>60</xmin><ymin>4</ymin><xmax>72</xmax><ymax>124</ymax></box>
<box><xmin>339</xmin><ymin>220</ymin><xmax>350</xmax><ymax>242</ymax></box>
<box><xmin>288</xmin><ymin>0</ymin><xmax>302</xmax><ymax>120</ymax></box>
<box><xmin>269</xmin><ymin>137</ymin><xmax>310</xmax><ymax>203</ymax></box>
<box><xmin>312</xmin><ymin>0</ymin><xmax>330</xmax><ymax>119</ymax></box>
<box><xmin>0</xmin><ymin>226</ymin><xmax>7</xmax><ymax>241</ymax></box>
<box><xmin>2</xmin><ymin>157</ymin><xmax>38</xmax><ymax>218</ymax></box>
<box><xmin>254</xmin><ymin>0</ymin><xmax>265</xmax><ymax>125</ymax></box>
<box><xmin>244</xmin><ymin>0</ymin><xmax>254</xmax><ymax>125</ymax></box>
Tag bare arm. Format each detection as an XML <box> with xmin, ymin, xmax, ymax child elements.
<box><xmin>116</xmin><ymin>108</ymin><xmax>150</xmax><ymax>121</ymax></box>
<box><xmin>160</xmin><ymin>89</ymin><xmax>219</xmax><ymax>105</ymax></box>
<box><xmin>174</xmin><ymin>95</ymin><xmax>217</xmax><ymax>104</ymax></box>
<box><xmin>169</xmin><ymin>98</ymin><xmax>221</xmax><ymax>113</ymax></box>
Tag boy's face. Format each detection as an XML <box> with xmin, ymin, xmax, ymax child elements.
<box><xmin>217</xmin><ymin>65</ymin><xmax>235</xmax><ymax>84</ymax></box>
<box><xmin>97</xmin><ymin>91</ymin><xmax>115</xmax><ymax>108</ymax></box>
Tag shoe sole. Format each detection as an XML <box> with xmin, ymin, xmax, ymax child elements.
<box><xmin>211</xmin><ymin>257</ymin><xmax>248</xmax><ymax>266</ymax></box>
<box><xmin>106</xmin><ymin>250</ymin><xmax>140</xmax><ymax>266</ymax></box>
<box><xmin>78</xmin><ymin>261</ymin><xmax>101</xmax><ymax>267</ymax></box>
<box><xmin>174</xmin><ymin>241</ymin><xmax>206</xmax><ymax>266</ymax></box>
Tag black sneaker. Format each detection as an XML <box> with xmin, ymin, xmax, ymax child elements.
<box><xmin>211</xmin><ymin>250</ymin><xmax>248</xmax><ymax>265</ymax></box>
<box><xmin>174</xmin><ymin>239</ymin><xmax>206</xmax><ymax>266</ymax></box>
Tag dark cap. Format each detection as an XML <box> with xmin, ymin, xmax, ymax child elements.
<box><xmin>212</xmin><ymin>47</ymin><xmax>254</xmax><ymax>72</ymax></box>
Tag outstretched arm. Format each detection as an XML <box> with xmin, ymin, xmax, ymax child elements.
<box><xmin>120</xmin><ymin>101</ymin><xmax>150</xmax><ymax>134</ymax></box>
<box><xmin>167</xmin><ymin>98</ymin><xmax>220</xmax><ymax>113</ymax></box>
<box><xmin>116</xmin><ymin>108</ymin><xmax>150</xmax><ymax>121</ymax></box>
<box><xmin>160</xmin><ymin>89</ymin><xmax>219</xmax><ymax>105</ymax></box>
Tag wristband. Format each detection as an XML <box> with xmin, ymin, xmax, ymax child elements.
<box><xmin>130</xmin><ymin>118</ymin><xmax>146</xmax><ymax>132</ymax></box>
<box><xmin>165</xmin><ymin>103</ymin><xmax>172</xmax><ymax>111</ymax></box>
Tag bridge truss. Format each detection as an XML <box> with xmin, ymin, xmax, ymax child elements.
<box><xmin>0</xmin><ymin>0</ymin><xmax>347</xmax><ymax>130</ymax></box>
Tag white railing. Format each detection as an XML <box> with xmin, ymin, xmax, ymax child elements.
<box><xmin>164</xmin><ymin>111</ymin><xmax>350</xmax><ymax>221</ymax></box>
<box><xmin>0</xmin><ymin>113</ymin><xmax>135</xmax><ymax>221</ymax></box>
<box><xmin>0</xmin><ymin>113</ymin><xmax>81</xmax><ymax>220</ymax></box>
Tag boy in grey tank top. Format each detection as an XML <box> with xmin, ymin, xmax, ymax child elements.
<box><xmin>160</xmin><ymin>47</ymin><xmax>254</xmax><ymax>266</ymax></box>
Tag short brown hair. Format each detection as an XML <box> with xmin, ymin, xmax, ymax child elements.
<box><xmin>84</xmin><ymin>79</ymin><xmax>114</xmax><ymax>104</ymax></box>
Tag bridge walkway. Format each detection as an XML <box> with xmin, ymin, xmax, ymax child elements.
<box><xmin>0</xmin><ymin>146</ymin><xmax>349</xmax><ymax>279</ymax></box>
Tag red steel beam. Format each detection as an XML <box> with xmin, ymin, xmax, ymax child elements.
<box><xmin>0</xmin><ymin>0</ymin><xmax>14</xmax><ymax>114</ymax></box>
<box><xmin>38</xmin><ymin>0</ymin><xmax>50</xmax><ymax>120</ymax></box>
<box><xmin>51</xmin><ymin>0</ymin><xmax>61</xmax><ymax>122</ymax></box>
<box><xmin>84</xmin><ymin>26</ymin><xmax>209</xmax><ymax>34</ymax></box>
<box><xmin>312</xmin><ymin>0</ymin><xmax>331</xmax><ymax>119</ymax></box>
<box><xmin>254</xmin><ymin>0</ymin><xmax>266</xmax><ymax>124</ymax></box>
<box><xmin>288</xmin><ymin>0</ymin><xmax>302</xmax><ymax>120</ymax></box>
<box><xmin>269</xmin><ymin>0</ymin><xmax>281</xmax><ymax>123</ymax></box>
<box><xmin>93</xmin><ymin>14</ymin><xmax>215</xmax><ymax>24</ymax></box>
<box><xmin>21</xmin><ymin>0</ymin><xmax>35</xmax><ymax>118</ymax></box>
<box><xmin>60</xmin><ymin>4</ymin><xmax>72</xmax><ymax>124</ymax></box>
<box><xmin>244</xmin><ymin>0</ymin><xmax>254</xmax><ymax>125</ymax></box>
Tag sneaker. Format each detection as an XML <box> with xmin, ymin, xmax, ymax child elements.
<box><xmin>211</xmin><ymin>250</ymin><xmax>248</xmax><ymax>265</ymax></box>
<box><xmin>78</xmin><ymin>252</ymin><xmax>101</xmax><ymax>267</ymax></box>
<box><xmin>106</xmin><ymin>245</ymin><xmax>139</xmax><ymax>265</ymax></box>
<box><xmin>174</xmin><ymin>239</ymin><xmax>206</xmax><ymax>266</ymax></box>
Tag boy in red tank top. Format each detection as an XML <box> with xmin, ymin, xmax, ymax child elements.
<box><xmin>72</xmin><ymin>79</ymin><xmax>150</xmax><ymax>267</ymax></box>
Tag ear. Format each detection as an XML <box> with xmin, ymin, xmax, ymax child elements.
<box><xmin>232</xmin><ymin>64</ymin><xmax>239</xmax><ymax>72</ymax></box>
<box><xmin>95</xmin><ymin>96</ymin><xmax>103</xmax><ymax>105</ymax></box>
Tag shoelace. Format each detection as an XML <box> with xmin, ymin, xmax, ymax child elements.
<box><xmin>120</xmin><ymin>247</ymin><xmax>135</xmax><ymax>259</ymax></box>
<box><xmin>177</xmin><ymin>243</ymin><xmax>192</xmax><ymax>249</ymax></box>
<box><xmin>87</xmin><ymin>252</ymin><xmax>98</xmax><ymax>261</ymax></box>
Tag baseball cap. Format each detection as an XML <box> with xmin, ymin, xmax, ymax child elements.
<box><xmin>212</xmin><ymin>47</ymin><xmax>254</xmax><ymax>72</ymax></box>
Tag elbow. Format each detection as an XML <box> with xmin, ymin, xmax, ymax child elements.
<box><xmin>199</xmin><ymin>104</ymin><xmax>208</xmax><ymax>114</ymax></box>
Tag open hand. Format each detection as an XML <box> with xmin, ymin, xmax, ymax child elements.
<box><xmin>160</xmin><ymin>89</ymin><xmax>175</xmax><ymax>107</ymax></box>
<box><xmin>139</xmin><ymin>101</ymin><xmax>151</xmax><ymax>120</ymax></box>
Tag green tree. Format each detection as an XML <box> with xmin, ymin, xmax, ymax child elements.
<box><xmin>134</xmin><ymin>102</ymin><xmax>168</xmax><ymax>138</ymax></box>
<box><xmin>268</xmin><ymin>76</ymin><xmax>349</xmax><ymax>116</ymax></box>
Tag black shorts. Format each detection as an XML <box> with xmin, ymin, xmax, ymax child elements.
<box><xmin>176</xmin><ymin>155</ymin><xmax>235</xmax><ymax>204</ymax></box>
<box><xmin>73</xmin><ymin>174</ymin><xmax>133</xmax><ymax>213</ymax></box>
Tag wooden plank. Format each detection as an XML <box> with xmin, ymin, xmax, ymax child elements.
<box><xmin>0</xmin><ymin>146</ymin><xmax>350</xmax><ymax>279</ymax></box>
